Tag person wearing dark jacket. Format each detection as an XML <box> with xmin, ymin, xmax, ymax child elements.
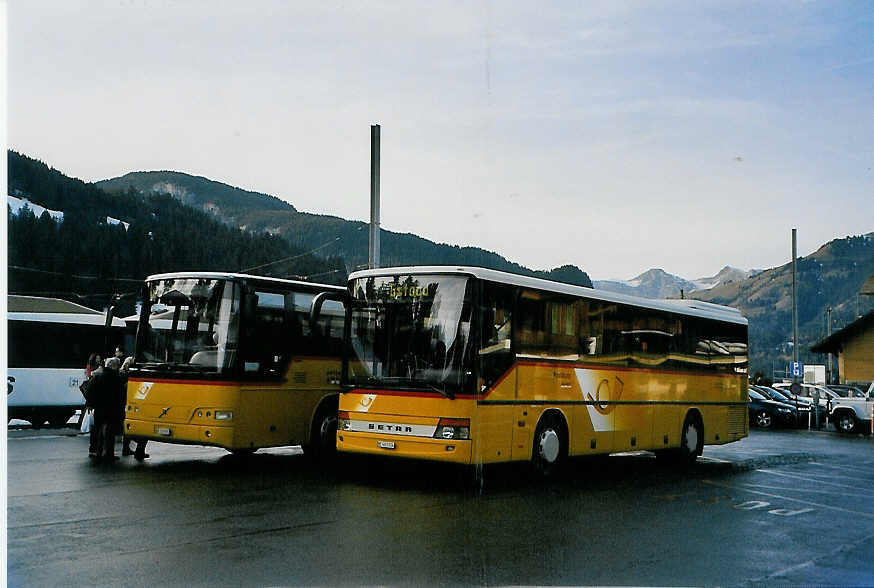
<box><xmin>83</xmin><ymin>353</ymin><xmax>102</xmax><ymax>457</ymax></box>
<box><xmin>89</xmin><ymin>357</ymin><xmax>123</xmax><ymax>461</ymax></box>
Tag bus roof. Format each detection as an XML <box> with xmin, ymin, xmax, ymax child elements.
<box><xmin>8</xmin><ymin>312</ymin><xmax>128</xmax><ymax>328</ymax></box>
<box><xmin>348</xmin><ymin>265</ymin><xmax>747</xmax><ymax>325</ymax></box>
<box><xmin>7</xmin><ymin>295</ymin><xmax>128</xmax><ymax>327</ymax></box>
<box><xmin>145</xmin><ymin>271</ymin><xmax>345</xmax><ymax>293</ymax></box>
<box><xmin>8</xmin><ymin>295</ymin><xmax>102</xmax><ymax>315</ymax></box>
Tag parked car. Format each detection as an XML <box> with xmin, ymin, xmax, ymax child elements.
<box><xmin>773</xmin><ymin>382</ymin><xmax>872</xmax><ymax>434</ymax></box>
<box><xmin>827</xmin><ymin>387</ymin><xmax>873</xmax><ymax>434</ymax></box>
<box><xmin>748</xmin><ymin>388</ymin><xmax>798</xmax><ymax>429</ymax></box>
<box><xmin>826</xmin><ymin>384</ymin><xmax>867</xmax><ymax>398</ymax></box>
<box><xmin>773</xmin><ymin>382</ymin><xmax>838</xmax><ymax>412</ymax></box>
<box><xmin>752</xmin><ymin>385</ymin><xmax>810</xmax><ymax>428</ymax></box>
<box><xmin>767</xmin><ymin>384</ymin><xmax>827</xmax><ymax>425</ymax></box>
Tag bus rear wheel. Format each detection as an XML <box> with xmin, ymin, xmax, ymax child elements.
<box><xmin>28</xmin><ymin>413</ymin><xmax>47</xmax><ymax>428</ymax></box>
<box><xmin>48</xmin><ymin>411</ymin><xmax>74</xmax><ymax>428</ymax></box>
<box><xmin>531</xmin><ymin>413</ymin><xmax>567</xmax><ymax>477</ymax></box>
<box><xmin>678</xmin><ymin>413</ymin><xmax>703</xmax><ymax>466</ymax></box>
<box><xmin>229</xmin><ymin>448</ymin><xmax>257</xmax><ymax>457</ymax></box>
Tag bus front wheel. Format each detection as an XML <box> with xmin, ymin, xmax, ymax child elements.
<box><xmin>304</xmin><ymin>406</ymin><xmax>338</xmax><ymax>461</ymax></box>
<box><xmin>531</xmin><ymin>413</ymin><xmax>567</xmax><ymax>477</ymax></box>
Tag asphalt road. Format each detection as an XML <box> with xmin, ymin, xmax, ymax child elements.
<box><xmin>6</xmin><ymin>426</ymin><xmax>874</xmax><ymax>587</ymax></box>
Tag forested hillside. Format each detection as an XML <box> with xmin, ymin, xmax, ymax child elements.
<box><xmin>7</xmin><ymin>151</ymin><xmax>346</xmax><ymax>315</ymax></box>
<box><xmin>97</xmin><ymin>171</ymin><xmax>593</xmax><ymax>287</ymax></box>
<box><xmin>690</xmin><ymin>234</ymin><xmax>874</xmax><ymax>379</ymax></box>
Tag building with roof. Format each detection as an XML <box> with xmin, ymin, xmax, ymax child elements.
<box><xmin>811</xmin><ymin>309</ymin><xmax>874</xmax><ymax>385</ymax></box>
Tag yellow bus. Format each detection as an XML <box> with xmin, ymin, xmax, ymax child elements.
<box><xmin>338</xmin><ymin>266</ymin><xmax>748</xmax><ymax>473</ymax></box>
<box><xmin>124</xmin><ymin>272</ymin><xmax>346</xmax><ymax>456</ymax></box>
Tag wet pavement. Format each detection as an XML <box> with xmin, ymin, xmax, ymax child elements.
<box><xmin>7</xmin><ymin>426</ymin><xmax>874</xmax><ymax>586</ymax></box>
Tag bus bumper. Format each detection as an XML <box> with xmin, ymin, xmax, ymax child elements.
<box><xmin>124</xmin><ymin>418</ymin><xmax>235</xmax><ymax>449</ymax></box>
<box><xmin>337</xmin><ymin>431</ymin><xmax>472</xmax><ymax>464</ymax></box>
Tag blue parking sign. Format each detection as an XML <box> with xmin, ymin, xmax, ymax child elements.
<box><xmin>790</xmin><ymin>361</ymin><xmax>803</xmax><ymax>378</ymax></box>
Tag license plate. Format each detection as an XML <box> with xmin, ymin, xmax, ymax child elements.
<box><xmin>377</xmin><ymin>440</ymin><xmax>395</xmax><ymax>450</ymax></box>
<box><xmin>156</xmin><ymin>427</ymin><xmax>172</xmax><ymax>436</ymax></box>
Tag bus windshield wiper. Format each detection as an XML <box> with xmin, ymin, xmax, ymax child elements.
<box><xmin>422</xmin><ymin>382</ymin><xmax>454</xmax><ymax>400</ymax></box>
<box><xmin>361</xmin><ymin>376</ymin><xmax>454</xmax><ymax>399</ymax></box>
<box><xmin>137</xmin><ymin>362</ymin><xmax>208</xmax><ymax>374</ymax></box>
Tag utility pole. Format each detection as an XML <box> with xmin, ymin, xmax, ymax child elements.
<box><xmin>369</xmin><ymin>124</ymin><xmax>381</xmax><ymax>269</ymax></box>
<box><xmin>792</xmin><ymin>228</ymin><xmax>798</xmax><ymax>370</ymax></box>
<box><xmin>826</xmin><ymin>306</ymin><xmax>833</xmax><ymax>384</ymax></box>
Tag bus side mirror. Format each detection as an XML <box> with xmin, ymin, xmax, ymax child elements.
<box><xmin>309</xmin><ymin>291</ymin><xmax>348</xmax><ymax>334</ymax></box>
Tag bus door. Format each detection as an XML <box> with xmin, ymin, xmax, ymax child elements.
<box><xmin>477</xmin><ymin>281</ymin><xmax>517</xmax><ymax>463</ymax></box>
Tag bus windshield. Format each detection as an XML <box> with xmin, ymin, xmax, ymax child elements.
<box><xmin>348</xmin><ymin>275</ymin><xmax>473</xmax><ymax>396</ymax></box>
<box><xmin>136</xmin><ymin>278</ymin><xmax>240</xmax><ymax>374</ymax></box>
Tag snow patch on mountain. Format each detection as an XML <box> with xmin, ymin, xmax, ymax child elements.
<box><xmin>7</xmin><ymin>194</ymin><xmax>64</xmax><ymax>221</ymax></box>
<box><xmin>594</xmin><ymin>266</ymin><xmax>756</xmax><ymax>299</ymax></box>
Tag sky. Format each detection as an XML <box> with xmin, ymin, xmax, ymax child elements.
<box><xmin>5</xmin><ymin>1</ymin><xmax>873</xmax><ymax>281</ymax></box>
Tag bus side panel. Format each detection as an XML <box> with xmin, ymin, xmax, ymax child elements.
<box><xmin>647</xmin><ymin>374</ymin><xmax>679</xmax><ymax>451</ymax></box>
<box><xmin>477</xmin><ymin>367</ymin><xmax>516</xmax><ymax>464</ymax></box>
<box><xmin>703</xmin><ymin>374</ymin><xmax>748</xmax><ymax>445</ymax></box>
<box><xmin>287</xmin><ymin>357</ymin><xmax>341</xmax><ymax>443</ymax></box>
<box><xmin>236</xmin><ymin>358</ymin><xmax>341</xmax><ymax>449</ymax></box>
<box><xmin>570</xmin><ymin>368</ymin><xmax>614</xmax><ymax>455</ymax></box>
<box><xmin>475</xmin><ymin>404</ymin><xmax>516</xmax><ymax>464</ymax></box>
<box><xmin>7</xmin><ymin>368</ymin><xmax>85</xmax><ymax>409</ymax></box>
<box><xmin>235</xmin><ymin>387</ymin><xmax>296</xmax><ymax>449</ymax></box>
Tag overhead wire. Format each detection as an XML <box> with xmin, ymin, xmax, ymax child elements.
<box><xmin>239</xmin><ymin>224</ymin><xmax>366</xmax><ymax>273</ymax></box>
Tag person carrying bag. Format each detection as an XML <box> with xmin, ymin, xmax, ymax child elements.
<box><xmin>80</xmin><ymin>353</ymin><xmax>101</xmax><ymax>454</ymax></box>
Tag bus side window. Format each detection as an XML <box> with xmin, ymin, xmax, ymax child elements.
<box><xmin>288</xmin><ymin>292</ymin><xmax>345</xmax><ymax>358</ymax></box>
<box><xmin>479</xmin><ymin>282</ymin><xmax>515</xmax><ymax>389</ymax></box>
<box><xmin>242</xmin><ymin>290</ymin><xmax>291</xmax><ymax>378</ymax></box>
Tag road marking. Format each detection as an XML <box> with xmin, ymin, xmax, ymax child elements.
<box><xmin>740</xmin><ymin>483</ymin><xmax>872</xmax><ymax>499</ymax></box>
<box><xmin>808</xmin><ymin>461</ymin><xmax>874</xmax><ymax>475</ymax></box>
<box><xmin>703</xmin><ymin>479</ymin><xmax>874</xmax><ymax>519</ymax></box>
<box><xmin>733</xmin><ymin>500</ymin><xmax>814</xmax><ymax>516</ymax></box>
<box><xmin>770</xmin><ymin>468</ymin><xmax>874</xmax><ymax>484</ymax></box>
<box><xmin>757</xmin><ymin>468</ymin><xmax>874</xmax><ymax>491</ymax></box>
<box><xmin>734</xmin><ymin>500</ymin><xmax>769</xmax><ymax>510</ymax></box>
<box><xmin>743</xmin><ymin>531</ymin><xmax>874</xmax><ymax>587</ymax></box>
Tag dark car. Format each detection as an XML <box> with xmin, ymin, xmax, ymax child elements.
<box><xmin>753</xmin><ymin>385</ymin><xmax>811</xmax><ymax>428</ymax></box>
<box><xmin>763</xmin><ymin>384</ymin><xmax>828</xmax><ymax>427</ymax></box>
<box><xmin>749</xmin><ymin>388</ymin><xmax>798</xmax><ymax>429</ymax></box>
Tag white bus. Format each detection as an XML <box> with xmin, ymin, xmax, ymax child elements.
<box><xmin>7</xmin><ymin>295</ymin><xmax>130</xmax><ymax>427</ymax></box>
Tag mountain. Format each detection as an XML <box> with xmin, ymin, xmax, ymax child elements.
<box><xmin>96</xmin><ymin>171</ymin><xmax>593</xmax><ymax>287</ymax></box>
<box><xmin>97</xmin><ymin>171</ymin><xmax>294</xmax><ymax>226</ymax></box>
<box><xmin>689</xmin><ymin>234</ymin><xmax>874</xmax><ymax>379</ymax></box>
<box><xmin>7</xmin><ymin>151</ymin><xmax>346</xmax><ymax>314</ymax></box>
<box><xmin>594</xmin><ymin>266</ymin><xmax>757</xmax><ymax>299</ymax></box>
<box><xmin>692</xmin><ymin>265</ymin><xmax>761</xmax><ymax>290</ymax></box>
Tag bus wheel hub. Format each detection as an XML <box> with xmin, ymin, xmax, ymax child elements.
<box><xmin>539</xmin><ymin>429</ymin><xmax>560</xmax><ymax>463</ymax></box>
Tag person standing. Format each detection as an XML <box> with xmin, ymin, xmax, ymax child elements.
<box><xmin>89</xmin><ymin>357</ymin><xmax>122</xmax><ymax>461</ymax></box>
<box><xmin>119</xmin><ymin>356</ymin><xmax>149</xmax><ymax>460</ymax></box>
<box><xmin>83</xmin><ymin>353</ymin><xmax>102</xmax><ymax>457</ymax></box>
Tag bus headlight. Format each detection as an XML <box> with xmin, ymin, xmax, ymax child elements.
<box><xmin>214</xmin><ymin>411</ymin><xmax>233</xmax><ymax>421</ymax></box>
<box><xmin>433</xmin><ymin>418</ymin><xmax>470</xmax><ymax>440</ymax></box>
